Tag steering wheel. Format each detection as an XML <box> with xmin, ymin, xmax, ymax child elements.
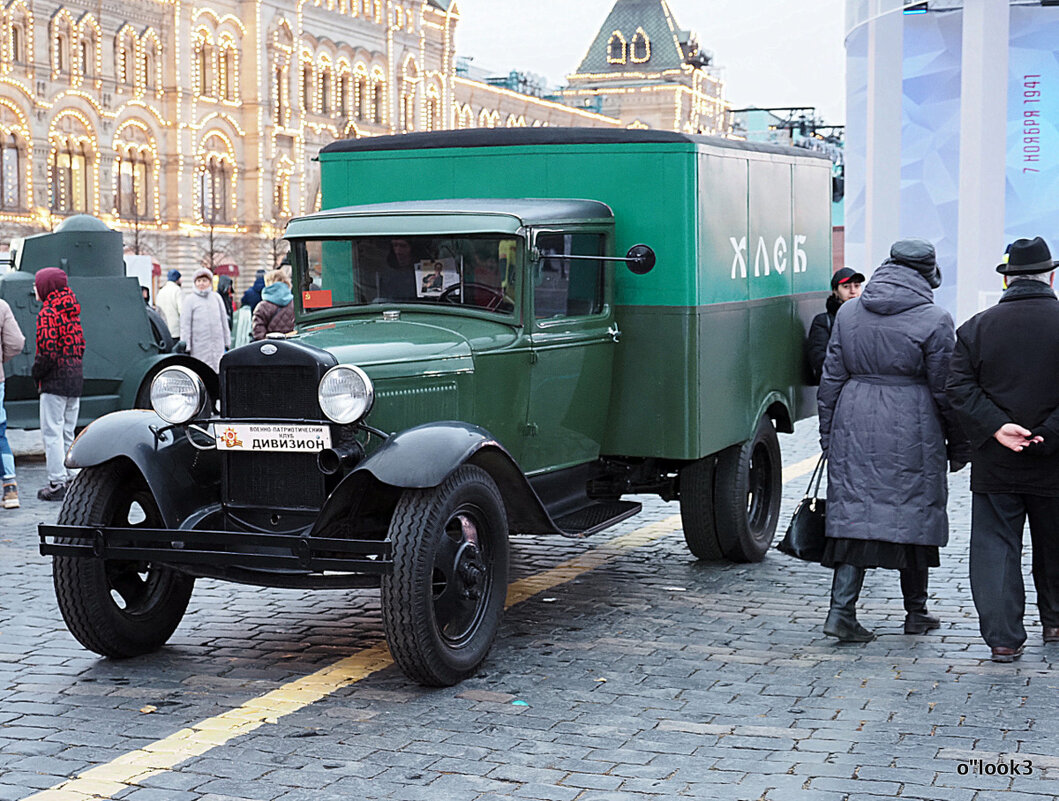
<box><xmin>439</xmin><ymin>281</ymin><xmax>506</xmax><ymax>311</ymax></box>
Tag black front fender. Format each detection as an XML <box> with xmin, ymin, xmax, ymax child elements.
<box><xmin>311</xmin><ymin>422</ymin><xmax>559</xmax><ymax>537</ymax></box>
<box><xmin>66</xmin><ymin>410</ymin><xmax>221</xmax><ymax>528</ymax></box>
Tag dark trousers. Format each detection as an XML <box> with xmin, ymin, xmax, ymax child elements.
<box><xmin>970</xmin><ymin>492</ymin><xmax>1059</xmax><ymax>648</ymax></box>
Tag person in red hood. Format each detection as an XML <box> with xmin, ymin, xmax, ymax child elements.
<box><xmin>32</xmin><ymin>267</ymin><xmax>85</xmax><ymax>501</ymax></box>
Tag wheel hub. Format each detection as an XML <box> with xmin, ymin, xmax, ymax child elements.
<box><xmin>454</xmin><ymin>541</ymin><xmax>485</xmax><ymax>600</ymax></box>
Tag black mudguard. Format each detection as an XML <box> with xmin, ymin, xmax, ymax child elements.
<box><xmin>311</xmin><ymin>422</ymin><xmax>560</xmax><ymax>537</ymax></box>
<box><xmin>65</xmin><ymin>410</ymin><xmax>221</xmax><ymax>528</ymax></box>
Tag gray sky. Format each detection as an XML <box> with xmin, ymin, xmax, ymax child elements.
<box><xmin>451</xmin><ymin>0</ymin><xmax>847</xmax><ymax>124</ymax></box>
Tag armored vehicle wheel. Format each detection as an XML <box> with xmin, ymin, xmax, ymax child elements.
<box><xmin>53</xmin><ymin>462</ymin><xmax>195</xmax><ymax>658</ymax></box>
<box><xmin>714</xmin><ymin>415</ymin><xmax>782</xmax><ymax>563</ymax></box>
<box><xmin>678</xmin><ymin>455</ymin><xmax>724</xmax><ymax>560</ymax></box>
<box><xmin>381</xmin><ymin>465</ymin><xmax>509</xmax><ymax>686</ymax></box>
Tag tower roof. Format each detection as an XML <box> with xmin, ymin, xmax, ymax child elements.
<box><xmin>572</xmin><ymin>0</ymin><xmax>689</xmax><ymax>77</ymax></box>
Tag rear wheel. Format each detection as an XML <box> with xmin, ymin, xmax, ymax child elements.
<box><xmin>714</xmin><ymin>415</ymin><xmax>783</xmax><ymax>563</ymax></box>
<box><xmin>679</xmin><ymin>456</ymin><xmax>723</xmax><ymax>560</ymax></box>
<box><xmin>53</xmin><ymin>462</ymin><xmax>194</xmax><ymax>657</ymax></box>
<box><xmin>381</xmin><ymin>465</ymin><xmax>509</xmax><ymax>686</ymax></box>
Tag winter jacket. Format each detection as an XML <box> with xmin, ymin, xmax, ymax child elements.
<box><xmin>217</xmin><ymin>275</ymin><xmax>234</xmax><ymax>324</ymax></box>
<box><xmin>240</xmin><ymin>275</ymin><xmax>265</xmax><ymax>312</ymax></box>
<box><xmin>156</xmin><ymin>279</ymin><xmax>183</xmax><ymax>335</ymax></box>
<box><xmin>0</xmin><ymin>298</ymin><xmax>26</xmax><ymax>382</ymax></box>
<box><xmin>947</xmin><ymin>280</ymin><xmax>1059</xmax><ymax>495</ymax></box>
<box><xmin>251</xmin><ymin>282</ymin><xmax>295</xmax><ymax>340</ymax></box>
<box><xmin>818</xmin><ymin>261</ymin><xmax>965</xmax><ymax>546</ymax></box>
<box><xmin>180</xmin><ymin>290</ymin><xmax>230</xmax><ymax>373</ymax></box>
<box><xmin>806</xmin><ymin>294</ymin><xmax>842</xmax><ymax>384</ymax></box>
<box><xmin>32</xmin><ymin>286</ymin><xmax>85</xmax><ymax>397</ymax></box>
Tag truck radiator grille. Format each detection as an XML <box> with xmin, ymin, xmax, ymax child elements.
<box><xmin>224</xmin><ymin>366</ymin><xmax>322</xmax><ymax>419</ymax></box>
<box><xmin>221</xmin><ymin>365</ymin><xmax>326</xmax><ymax>510</ymax></box>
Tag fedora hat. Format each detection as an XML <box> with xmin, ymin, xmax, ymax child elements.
<box><xmin>997</xmin><ymin>237</ymin><xmax>1058</xmax><ymax>275</ymax></box>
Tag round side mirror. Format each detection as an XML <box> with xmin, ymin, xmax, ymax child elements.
<box><xmin>626</xmin><ymin>244</ymin><xmax>656</xmax><ymax>275</ymax></box>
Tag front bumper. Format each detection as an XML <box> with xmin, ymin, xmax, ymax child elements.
<box><xmin>39</xmin><ymin>524</ymin><xmax>393</xmax><ymax>581</ymax></box>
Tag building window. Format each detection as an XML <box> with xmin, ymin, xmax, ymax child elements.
<box><xmin>196</xmin><ymin>41</ymin><xmax>210</xmax><ymax>95</ymax></box>
<box><xmin>372</xmin><ymin>81</ymin><xmax>383</xmax><ymax>123</ymax></box>
<box><xmin>142</xmin><ymin>49</ymin><xmax>153</xmax><ymax>90</ymax></box>
<box><xmin>320</xmin><ymin>69</ymin><xmax>331</xmax><ymax>114</ymax></box>
<box><xmin>220</xmin><ymin>45</ymin><xmax>236</xmax><ymax>100</ymax></box>
<box><xmin>55</xmin><ymin>33</ymin><xmax>67</xmax><ymax>73</ymax></box>
<box><xmin>338</xmin><ymin>75</ymin><xmax>349</xmax><ymax>117</ymax></box>
<box><xmin>275</xmin><ymin>66</ymin><xmax>287</xmax><ymax>124</ymax></box>
<box><xmin>116</xmin><ymin>147</ymin><xmax>150</xmax><ymax>219</ymax></box>
<box><xmin>607</xmin><ymin>32</ymin><xmax>626</xmax><ymax>64</ymax></box>
<box><xmin>356</xmin><ymin>74</ymin><xmax>367</xmax><ymax>119</ymax></box>
<box><xmin>302</xmin><ymin>65</ymin><xmax>312</xmax><ymax>111</ymax></box>
<box><xmin>630</xmin><ymin>29</ymin><xmax>650</xmax><ymax>63</ymax></box>
<box><xmin>199</xmin><ymin>156</ymin><xmax>231</xmax><ymax>224</ymax></box>
<box><xmin>0</xmin><ymin>133</ymin><xmax>21</xmax><ymax>210</ymax></box>
<box><xmin>11</xmin><ymin>25</ymin><xmax>21</xmax><ymax>64</ymax></box>
<box><xmin>50</xmin><ymin>139</ymin><xmax>90</xmax><ymax>213</ymax></box>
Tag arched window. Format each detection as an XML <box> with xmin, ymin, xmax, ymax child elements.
<box><xmin>116</xmin><ymin>145</ymin><xmax>151</xmax><ymax>219</ymax></box>
<box><xmin>0</xmin><ymin>132</ymin><xmax>21</xmax><ymax>210</ymax></box>
<box><xmin>11</xmin><ymin>25</ymin><xmax>21</xmax><ymax>63</ymax></box>
<box><xmin>199</xmin><ymin>151</ymin><xmax>233</xmax><ymax>224</ymax></box>
<box><xmin>220</xmin><ymin>43</ymin><xmax>236</xmax><ymax>101</ymax></box>
<box><xmin>338</xmin><ymin>73</ymin><xmax>349</xmax><ymax>117</ymax></box>
<box><xmin>320</xmin><ymin>67</ymin><xmax>332</xmax><ymax>114</ymax></box>
<box><xmin>55</xmin><ymin>32</ymin><xmax>68</xmax><ymax>74</ymax></box>
<box><xmin>630</xmin><ymin>28</ymin><xmax>650</xmax><ymax>63</ymax></box>
<box><xmin>274</xmin><ymin>65</ymin><xmax>288</xmax><ymax>124</ymax></box>
<box><xmin>372</xmin><ymin>76</ymin><xmax>384</xmax><ymax>123</ymax></box>
<box><xmin>425</xmin><ymin>90</ymin><xmax>440</xmax><ymax>131</ymax></box>
<box><xmin>607</xmin><ymin>31</ymin><xmax>626</xmax><ymax>64</ymax></box>
<box><xmin>400</xmin><ymin>58</ymin><xmax>418</xmax><ymax>132</ymax></box>
<box><xmin>355</xmin><ymin>71</ymin><xmax>368</xmax><ymax>120</ymax></box>
<box><xmin>302</xmin><ymin>63</ymin><xmax>313</xmax><ymax>111</ymax></box>
<box><xmin>50</xmin><ymin>135</ymin><xmax>92</xmax><ymax>213</ymax></box>
<box><xmin>195</xmin><ymin>36</ymin><xmax>210</xmax><ymax>95</ymax></box>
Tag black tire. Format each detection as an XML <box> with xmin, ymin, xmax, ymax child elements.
<box><xmin>53</xmin><ymin>462</ymin><xmax>195</xmax><ymax>658</ymax></box>
<box><xmin>381</xmin><ymin>465</ymin><xmax>509</xmax><ymax>686</ymax></box>
<box><xmin>714</xmin><ymin>415</ymin><xmax>783</xmax><ymax>563</ymax></box>
<box><xmin>678</xmin><ymin>455</ymin><xmax>724</xmax><ymax>560</ymax></box>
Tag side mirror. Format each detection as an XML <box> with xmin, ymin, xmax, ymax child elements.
<box><xmin>625</xmin><ymin>244</ymin><xmax>656</xmax><ymax>275</ymax></box>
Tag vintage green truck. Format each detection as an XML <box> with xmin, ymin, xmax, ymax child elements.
<box><xmin>40</xmin><ymin>129</ymin><xmax>831</xmax><ymax>686</ymax></box>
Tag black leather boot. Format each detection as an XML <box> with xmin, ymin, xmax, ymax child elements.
<box><xmin>824</xmin><ymin>563</ymin><xmax>875</xmax><ymax>642</ymax></box>
<box><xmin>901</xmin><ymin>567</ymin><xmax>940</xmax><ymax>634</ymax></box>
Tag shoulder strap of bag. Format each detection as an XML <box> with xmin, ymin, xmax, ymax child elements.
<box><xmin>803</xmin><ymin>454</ymin><xmax>826</xmax><ymax>500</ymax></box>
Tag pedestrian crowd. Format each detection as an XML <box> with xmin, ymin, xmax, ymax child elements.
<box><xmin>0</xmin><ymin>260</ymin><xmax>293</xmax><ymax>507</ymax></box>
<box><xmin>815</xmin><ymin>235</ymin><xmax>1059</xmax><ymax>663</ymax></box>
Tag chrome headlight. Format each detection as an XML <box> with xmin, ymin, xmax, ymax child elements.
<box><xmin>150</xmin><ymin>366</ymin><xmax>207</xmax><ymax>424</ymax></box>
<box><xmin>318</xmin><ymin>365</ymin><xmax>374</xmax><ymax>424</ymax></box>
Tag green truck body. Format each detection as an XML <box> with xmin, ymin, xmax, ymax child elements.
<box><xmin>38</xmin><ymin>130</ymin><xmax>832</xmax><ymax>687</ymax></box>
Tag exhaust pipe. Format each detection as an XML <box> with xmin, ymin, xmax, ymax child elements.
<box><xmin>317</xmin><ymin>441</ymin><xmax>365</xmax><ymax>475</ymax></box>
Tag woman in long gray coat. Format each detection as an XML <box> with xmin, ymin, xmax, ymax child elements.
<box><xmin>180</xmin><ymin>267</ymin><xmax>230</xmax><ymax>373</ymax></box>
<box><xmin>818</xmin><ymin>239</ymin><xmax>967</xmax><ymax>642</ymax></box>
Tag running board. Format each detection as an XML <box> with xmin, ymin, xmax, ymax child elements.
<box><xmin>553</xmin><ymin>500</ymin><xmax>642</xmax><ymax>538</ymax></box>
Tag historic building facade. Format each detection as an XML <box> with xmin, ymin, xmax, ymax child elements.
<box><xmin>0</xmin><ymin>0</ymin><xmax>720</xmax><ymax>286</ymax></box>
<box><xmin>559</xmin><ymin>0</ymin><xmax>728</xmax><ymax>135</ymax></box>
<box><xmin>0</xmin><ymin>0</ymin><xmax>618</xmax><ymax>284</ymax></box>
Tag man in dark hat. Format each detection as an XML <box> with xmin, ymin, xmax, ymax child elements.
<box><xmin>807</xmin><ymin>266</ymin><xmax>866</xmax><ymax>383</ymax></box>
<box><xmin>947</xmin><ymin>236</ymin><xmax>1059</xmax><ymax>663</ymax></box>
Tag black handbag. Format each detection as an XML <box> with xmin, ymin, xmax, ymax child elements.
<box><xmin>776</xmin><ymin>455</ymin><xmax>827</xmax><ymax>562</ymax></box>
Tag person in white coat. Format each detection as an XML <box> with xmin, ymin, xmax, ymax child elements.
<box><xmin>155</xmin><ymin>269</ymin><xmax>183</xmax><ymax>335</ymax></box>
<box><xmin>180</xmin><ymin>268</ymin><xmax>230</xmax><ymax>373</ymax></box>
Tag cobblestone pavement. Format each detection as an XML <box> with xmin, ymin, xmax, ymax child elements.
<box><xmin>2</xmin><ymin>421</ymin><xmax>1059</xmax><ymax>801</ymax></box>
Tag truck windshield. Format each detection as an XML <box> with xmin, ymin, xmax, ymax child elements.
<box><xmin>292</xmin><ymin>235</ymin><xmax>520</xmax><ymax>314</ymax></box>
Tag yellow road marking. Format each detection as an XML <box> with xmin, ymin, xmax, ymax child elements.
<box><xmin>783</xmin><ymin>452</ymin><xmax>822</xmax><ymax>486</ymax></box>
<box><xmin>25</xmin><ymin>455</ymin><xmax>819</xmax><ymax>800</ymax></box>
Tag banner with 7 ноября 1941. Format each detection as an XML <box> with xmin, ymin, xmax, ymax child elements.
<box><xmin>1006</xmin><ymin>8</ymin><xmax>1059</xmax><ymax>242</ymax></box>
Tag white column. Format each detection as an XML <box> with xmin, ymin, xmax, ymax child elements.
<box><xmin>955</xmin><ymin>0</ymin><xmax>1009</xmax><ymax>324</ymax></box>
<box><xmin>863</xmin><ymin>0</ymin><xmax>904</xmax><ymax>271</ymax></box>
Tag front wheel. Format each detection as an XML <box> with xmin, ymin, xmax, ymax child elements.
<box><xmin>381</xmin><ymin>465</ymin><xmax>509</xmax><ymax>686</ymax></box>
<box><xmin>53</xmin><ymin>462</ymin><xmax>195</xmax><ymax>657</ymax></box>
<box><xmin>713</xmin><ymin>415</ymin><xmax>783</xmax><ymax>563</ymax></box>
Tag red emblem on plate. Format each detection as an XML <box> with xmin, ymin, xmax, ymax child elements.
<box><xmin>218</xmin><ymin>427</ymin><xmax>243</xmax><ymax>448</ymax></box>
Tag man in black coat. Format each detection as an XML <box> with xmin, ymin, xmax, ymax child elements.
<box><xmin>947</xmin><ymin>236</ymin><xmax>1059</xmax><ymax>663</ymax></box>
<box><xmin>806</xmin><ymin>267</ymin><xmax>865</xmax><ymax>384</ymax></box>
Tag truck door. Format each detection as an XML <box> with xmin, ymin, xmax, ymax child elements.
<box><xmin>523</xmin><ymin>231</ymin><xmax>616</xmax><ymax>474</ymax></box>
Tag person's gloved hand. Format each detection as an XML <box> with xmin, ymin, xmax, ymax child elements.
<box><xmin>1026</xmin><ymin>427</ymin><xmax>1059</xmax><ymax>456</ymax></box>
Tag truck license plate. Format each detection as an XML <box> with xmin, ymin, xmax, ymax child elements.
<box><xmin>213</xmin><ymin>423</ymin><xmax>332</xmax><ymax>453</ymax></box>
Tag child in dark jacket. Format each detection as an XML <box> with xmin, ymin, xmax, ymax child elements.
<box><xmin>32</xmin><ymin>267</ymin><xmax>85</xmax><ymax>501</ymax></box>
